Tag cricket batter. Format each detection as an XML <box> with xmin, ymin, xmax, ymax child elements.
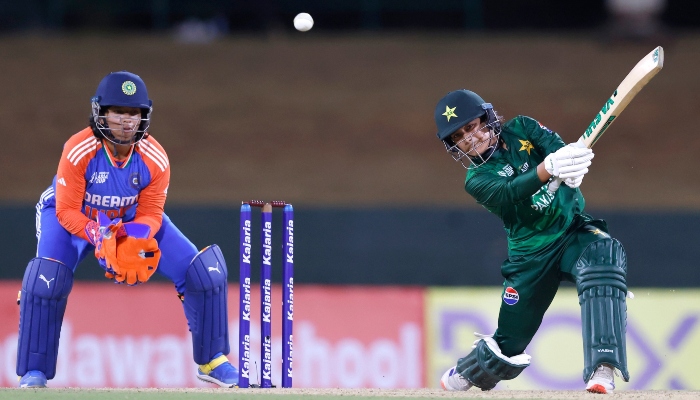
<box><xmin>16</xmin><ymin>71</ymin><xmax>238</xmax><ymax>388</ymax></box>
<box><xmin>435</xmin><ymin>90</ymin><xmax>629</xmax><ymax>394</ymax></box>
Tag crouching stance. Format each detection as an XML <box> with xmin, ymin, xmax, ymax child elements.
<box><xmin>434</xmin><ymin>90</ymin><xmax>629</xmax><ymax>394</ymax></box>
<box><xmin>17</xmin><ymin>71</ymin><xmax>237</xmax><ymax>388</ymax></box>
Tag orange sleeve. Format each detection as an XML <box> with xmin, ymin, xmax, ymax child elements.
<box><xmin>55</xmin><ymin>129</ymin><xmax>100</xmax><ymax>241</ymax></box>
<box><xmin>134</xmin><ymin>137</ymin><xmax>170</xmax><ymax>238</ymax></box>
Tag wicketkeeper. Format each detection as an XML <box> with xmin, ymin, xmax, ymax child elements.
<box><xmin>435</xmin><ymin>90</ymin><xmax>629</xmax><ymax>395</ymax></box>
<box><xmin>16</xmin><ymin>71</ymin><xmax>238</xmax><ymax>388</ymax></box>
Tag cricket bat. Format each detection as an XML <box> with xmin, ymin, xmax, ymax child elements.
<box><xmin>579</xmin><ymin>46</ymin><xmax>664</xmax><ymax>148</ymax></box>
<box><xmin>550</xmin><ymin>46</ymin><xmax>664</xmax><ymax>191</ymax></box>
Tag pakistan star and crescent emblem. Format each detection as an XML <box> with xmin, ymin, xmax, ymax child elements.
<box><xmin>589</xmin><ymin>228</ymin><xmax>609</xmax><ymax>238</ymax></box>
<box><xmin>442</xmin><ymin>106</ymin><xmax>457</xmax><ymax>121</ymax></box>
<box><xmin>519</xmin><ymin>140</ymin><xmax>534</xmax><ymax>155</ymax></box>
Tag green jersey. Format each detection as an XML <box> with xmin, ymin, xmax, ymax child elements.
<box><xmin>465</xmin><ymin>116</ymin><xmax>585</xmax><ymax>257</ymax></box>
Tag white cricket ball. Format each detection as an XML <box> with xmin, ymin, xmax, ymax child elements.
<box><xmin>294</xmin><ymin>13</ymin><xmax>314</xmax><ymax>32</ymax></box>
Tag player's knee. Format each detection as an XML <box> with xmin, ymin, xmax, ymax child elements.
<box><xmin>573</xmin><ymin>238</ymin><xmax>627</xmax><ymax>294</ymax></box>
<box><xmin>186</xmin><ymin>245</ymin><xmax>228</xmax><ymax>291</ymax></box>
<box><xmin>22</xmin><ymin>257</ymin><xmax>73</xmax><ymax>300</ymax></box>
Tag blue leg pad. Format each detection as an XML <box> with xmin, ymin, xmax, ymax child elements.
<box><xmin>183</xmin><ymin>245</ymin><xmax>230</xmax><ymax>364</ymax></box>
<box><xmin>16</xmin><ymin>258</ymin><xmax>73</xmax><ymax>380</ymax></box>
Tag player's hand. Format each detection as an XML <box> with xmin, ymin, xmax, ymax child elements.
<box><xmin>100</xmin><ymin>219</ymin><xmax>159</xmax><ymax>285</ymax></box>
<box><xmin>90</xmin><ymin>212</ymin><xmax>127</xmax><ymax>269</ymax></box>
<box><xmin>544</xmin><ymin>144</ymin><xmax>594</xmax><ymax>179</ymax></box>
<box><xmin>564</xmin><ymin>175</ymin><xmax>584</xmax><ymax>189</ymax></box>
<box><xmin>104</xmin><ymin>236</ymin><xmax>161</xmax><ymax>285</ymax></box>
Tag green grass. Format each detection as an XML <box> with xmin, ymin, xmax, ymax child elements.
<box><xmin>0</xmin><ymin>391</ymin><xmax>287</xmax><ymax>400</ymax></box>
<box><xmin>0</xmin><ymin>391</ymin><xmax>446</xmax><ymax>400</ymax></box>
<box><xmin>0</xmin><ymin>389</ymin><xmax>550</xmax><ymax>400</ymax></box>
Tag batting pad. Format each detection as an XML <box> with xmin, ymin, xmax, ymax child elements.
<box><xmin>574</xmin><ymin>238</ymin><xmax>630</xmax><ymax>382</ymax></box>
<box><xmin>457</xmin><ymin>337</ymin><xmax>530</xmax><ymax>390</ymax></box>
<box><xmin>17</xmin><ymin>257</ymin><xmax>74</xmax><ymax>379</ymax></box>
<box><xmin>183</xmin><ymin>245</ymin><xmax>230</xmax><ymax>364</ymax></box>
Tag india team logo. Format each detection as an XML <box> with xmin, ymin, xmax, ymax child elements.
<box><xmin>503</xmin><ymin>287</ymin><xmax>519</xmax><ymax>305</ymax></box>
<box><xmin>122</xmin><ymin>81</ymin><xmax>137</xmax><ymax>95</ymax></box>
<box><xmin>129</xmin><ymin>172</ymin><xmax>140</xmax><ymax>189</ymax></box>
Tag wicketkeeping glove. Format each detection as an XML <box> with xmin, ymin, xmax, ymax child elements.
<box><xmin>92</xmin><ymin>211</ymin><xmax>159</xmax><ymax>285</ymax></box>
<box><xmin>89</xmin><ymin>212</ymin><xmax>127</xmax><ymax>270</ymax></box>
<box><xmin>103</xmin><ymin>235</ymin><xmax>161</xmax><ymax>285</ymax></box>
<box><xmin>544</xmin><ymin>144</ymin><xmax>594</xmax><ymax>179</ymax></box>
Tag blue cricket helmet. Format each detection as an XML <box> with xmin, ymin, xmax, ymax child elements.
<box><xmin>93</xmin><ymin>71</ymin><xmax>151</xmax><ymax>109</ymax></box>
<box><xmin>91</xmin><ymin>71</ymin><xmax>153</xmax><ymax>145</ymax></box>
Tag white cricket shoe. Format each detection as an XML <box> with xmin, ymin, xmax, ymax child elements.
<box><xmin>586</xmin><ymin>364</ymin><xmax>615</xmax><ymax>394</ymax></box>
<box><xmin>440</xmin><ymin>366</ymin><xmax>472</xmax><ymax>391</ymax></box>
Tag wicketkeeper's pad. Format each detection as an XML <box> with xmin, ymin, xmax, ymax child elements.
<box><xmin>182</xmin><ymin>245</ymin><xmax>230</xmax><ymax>365</ymax></box>
<box><xmin>16</xmin><ymin>257</ymin><xmax>73</xmax><ymax>379</ymax></box>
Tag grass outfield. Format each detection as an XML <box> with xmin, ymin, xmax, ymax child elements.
<box><xmin>0</xmin><ymin>388</ymin><xmax>699</xmax><ymax>400</ymax></box>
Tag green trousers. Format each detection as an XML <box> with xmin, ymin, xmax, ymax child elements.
<box><xmin>494</xmin><ymin>214</ymin><xmax>611</xmax><ymax>357</ymax></box>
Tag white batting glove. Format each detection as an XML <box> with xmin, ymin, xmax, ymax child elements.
<box><xmin>544</xmin><ymin>144</ymin><xmax>594</xmax><ymax>179</ymax></box>
<box><xmin>564</xmin><ymin>175</ymin><xmax>584</xmax><ymax>188</ymax></box>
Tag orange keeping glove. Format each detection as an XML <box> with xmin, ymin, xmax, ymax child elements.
<box><xmin>103</xmin><ymin>234</ymin><xmax>161</xmax><ymax>286</ymax></box>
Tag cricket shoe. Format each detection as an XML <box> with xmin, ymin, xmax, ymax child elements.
<box><xmin>440</xmin><ymin>366</ymin><xmax>472</xmax><ymax>391</ymax></box>
<box><xmin>197</xmin><ymin>353</ymin><xmax>238</xmax><ymax>388</ymax></box>
<box><xmin>19</xmin><ymin>370</ymin><xmax>47</xmax><ymax>388</ymax></box>
<box><xmin>586</xmin><ymin>364</ymin><xmax>616</xmax><ymax>394</ymax></box>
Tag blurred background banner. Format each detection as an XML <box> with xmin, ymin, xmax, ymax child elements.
<box><xmin>1</xmin><ymin>0</ymin><xmax>699</xmax><ymax>390</ymax></box>
<box><xmin>0</xmin><ymin>282</ymin><xmax>425</xmax><ymax>388</ymax></box>
<box><xmin>0</xmin><ymin>283</ymin><xmax>697</xmax><ymax>389</ymax></box>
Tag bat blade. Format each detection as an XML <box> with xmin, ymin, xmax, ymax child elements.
<box><xmin>580</xmin><ymin>46</ymin><xmax>664</xmax><ymax>148</ymax></box>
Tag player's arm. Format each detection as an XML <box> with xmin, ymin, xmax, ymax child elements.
<box><xmin>133</xmin><ymin>173</ymin><xmax>168</xmax><ymax>238</ymax></box>
<box><xmin>466</xmin><ymin>169</ymin><xmax>544</xmax><ymax>207</ymax></box>
<box><xmin>521</xmin><ymin>116</ymin><xmax>593</xmax><ymax>185</ymax></box>
<box><xmin>55</xmin><ymin>136</ymin><xmax>97</xmax><ymax>242</ymax></box>
<box><xmin>133</xmin><ymin>140</ymin><xmax>170</xmax><ymax>238</ymax></box>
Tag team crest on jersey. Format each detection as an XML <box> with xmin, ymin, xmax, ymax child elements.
<box><xmin>129</xmin><ymin>172</ymin><xmax>141</xmax><ymax>189</ymax></box>
<box><xmin>503</xmin><ymin>287</ymin><xmax>519</xmax><ymax>305</ymax></box>
<box><xmin>518</xmin><ymin>140</ymin><xmax>534</xmax><ymax>155</ymax></box>
<box><xmin>122</xmin><ymin>81</ymin><xmax>137</xmax><ymax>95</ymax></box>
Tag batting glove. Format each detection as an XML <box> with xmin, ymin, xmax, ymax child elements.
<box><xmin>544</xmin><ymin>144</ymin><xmax>594</xmax><ymax>179</ymax></box>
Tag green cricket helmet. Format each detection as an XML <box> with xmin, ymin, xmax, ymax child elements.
<box><xmin>434</xmin><ymin>89</ymin><xmax>502</xmax><ymax>168</ymax></box>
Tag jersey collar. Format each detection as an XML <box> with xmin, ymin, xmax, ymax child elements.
<box><xmin>101</xmin><ymin>140</ymin><xmax>134</xmax><ymax>168</ymax></box>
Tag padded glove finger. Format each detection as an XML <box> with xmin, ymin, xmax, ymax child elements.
<box><xmin>564</xmin><ymin>175</ymin><xmax>584</xmax><ymax>188</ymax></box>
<box><xmin>557</xmin><ymin>162</ymin><xmax>591</xmax><ymax>178</ymax></box>
<box><xmin>544</xmin><ymin>145</ymin><xmax>594</xmax><ymax>177</ymax></box>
